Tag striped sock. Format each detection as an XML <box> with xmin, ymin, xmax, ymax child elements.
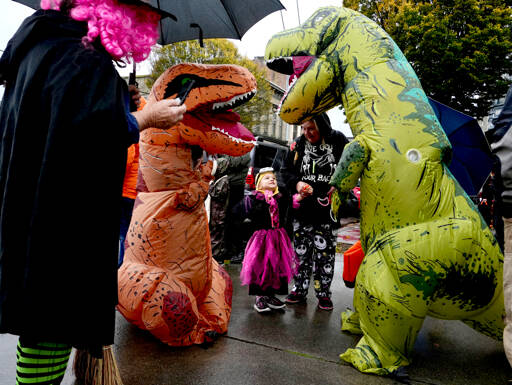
<box><xmin>16</xmin><ymin>340</ymin><xmax>72</xmax><ymax>385</ymax></box>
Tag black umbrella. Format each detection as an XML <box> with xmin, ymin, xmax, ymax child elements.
<box><xmin>428</xmin><ymin>97</ymin><xmax>493</xmax><ymax>197</ymax></box>
<box><xmin>12</xmin><ymin>0</ymin><xmax>178</xmax><ymax>19</ymax></box>
<box><xmin>12</xmin><ymin>0</ymin><xmax>285</xmax><ymax>45</ymax></box>
<box><xmin>155</xmin><ymin>0</ymin><xmax>285</xmax><ymax>46</ymax></box>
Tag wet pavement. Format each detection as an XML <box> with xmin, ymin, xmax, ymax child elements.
<box><xmin>1</xmin><ymin>252</ymin><xmax>510</xmax><ymax>385</ymax></box>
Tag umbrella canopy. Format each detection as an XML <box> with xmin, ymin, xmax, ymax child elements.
<box><xmin>12</xmin><ymin>0</ymin><xmax>285</xmax><ymax>45</ymax></box>
<box><xmin>12</xmin><ymin>0</ymin><xmax>178</xmax><ymax>19</ymax></box>
<box><xmin>155</xmin><ymin>0</ymin><xmax>285</xmax><ymax>45</ymax></box>
<box><xmin>428</xmin><ymin>97</ymin><xmax>493</xmax><ymax>196</ymax></box>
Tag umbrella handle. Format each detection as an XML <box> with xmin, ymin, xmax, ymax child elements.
<box><xmin>129</xmin><ymin>61</ymin><xmax>137</xmax><ymax>86</ymax></box>
<box><xmin>191</xmin><ymin>23</ymin><xmax>204</xmax><ymax>48</ymax></box>
<box><xmin>128</xmin><ymin>62</ymin><xmax>138</xmax><ymax>112</ymax></box>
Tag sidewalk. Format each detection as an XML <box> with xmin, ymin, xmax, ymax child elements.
<box><xmin>0</xmin><ymin>251</ymin><xmax>510</xmax><ymax>385</ymax></box>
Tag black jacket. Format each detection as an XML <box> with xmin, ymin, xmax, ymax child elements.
<box><xmin>233</xmin><ymin>190</ymin><xmax>293</xmax><ymax>238</ymax></box>
<box><xmin>0</xmin><ymin>10</ymin><xmax>132</xmax><ymax>355</ymax></box>
<box><xmin>279</xmin><ymin>114</ymin><xmax>348</xmax><ymax>225</ymax></box>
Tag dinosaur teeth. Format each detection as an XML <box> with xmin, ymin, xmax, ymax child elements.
<box><xmin>212</xmin><ymin>126</ymin><xmax>255</xmax><ymax>145</ymax></box>
<box><xmin>212</xmin><ymin>90</ymin><xmax>258</xmax><ymax>111</ymax></box>
<box><xmin>289</xmin><ymin>74</ymin><xmax>298</xmax><ymax>87</ymax></box>
<box><xmin>267</xmin><ymin>56</ymin><xmax>292</xmax><ymax>63</ymax></box>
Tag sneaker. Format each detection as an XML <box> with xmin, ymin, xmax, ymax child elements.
<box><xmin>318</xmin><ymin>297</ymin><xmax>333</xmax><ymax>311</ymax></box>
<box><xmin>253</xmin><ymin>296</ymin><xmax>271</xmax><ymax>312</ymax></box>
<box><xmin>266</xmin><ymin>296</ymin><xmax>286</xmax><ymax>309</ymax></box>
<box><xmin>285</xmin><ymin>291</ymin><xmax>306</xmax><ymax>304</ymax></box>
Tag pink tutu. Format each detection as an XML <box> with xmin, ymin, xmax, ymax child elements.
<box><xmin>240</xmin><ymin>228</ymin><xmax>298</xmax><ymax>290</ymax></box>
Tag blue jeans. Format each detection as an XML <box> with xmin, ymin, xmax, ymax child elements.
<box><xmin>119</xmin><ymin>197</ymin><xmax>135</xmax><ymax>267</ymax></box>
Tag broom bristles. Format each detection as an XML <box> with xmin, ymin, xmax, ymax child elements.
<box><xmin>73</xmin><ymin>346</ymin><xmax>123</xmax><ymax>385</ymax></box>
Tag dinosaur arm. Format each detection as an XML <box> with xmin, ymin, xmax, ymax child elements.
<box><xmin>175</xmin><ymin>181</ymin><xmax>210</xmax><ymax>211</ymax></box>
<box><xmin>329</xmin><ymin>138</ymin><xmax>369</xmax><ymax>192</ymax></box>
<box><xmin>329</xmin><ymin>138</ymin><xmax>368</xmax><ymax>220</ymax></box>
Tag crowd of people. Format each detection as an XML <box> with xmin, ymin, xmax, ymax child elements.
<box><xmin>0</xmin><ymin>0</ymin><xmax>511</xmax><ymax>383</ymax></box>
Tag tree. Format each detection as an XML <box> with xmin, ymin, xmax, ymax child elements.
<box><xmin>146</xmin><ymin>39</ymin><xmax>272</xmax><ymax>132</ymax></box>
<box><xmin>344</xmin><ymin>0</ymin><xmax>512</xmax><ymax>119</ymax></box>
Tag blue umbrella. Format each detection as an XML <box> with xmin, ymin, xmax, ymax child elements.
<box><xmin>428</xmin><ymin>98</ymin><xmax>493</xmax><ymax>196</ymax></box>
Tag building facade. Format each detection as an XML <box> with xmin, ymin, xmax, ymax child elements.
<box><xmin>252</xmin><ymin>56</ymin><xmax>300</xmax><ymax>144</ymax></box>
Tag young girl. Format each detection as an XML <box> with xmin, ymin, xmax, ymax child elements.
<box><xmin>234</xmin><ymin>167</ymin><xmax>300</xmax><ymax>312</ymax></box>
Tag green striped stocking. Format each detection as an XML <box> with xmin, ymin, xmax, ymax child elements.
<box><xmin>16</xmin><ymin>340</ymin><xmax>72</xmax><ymax>385</ymax></box>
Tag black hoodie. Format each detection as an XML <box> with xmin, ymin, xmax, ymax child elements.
<box><xmin>279</xmin><ymin>113</ymin><xmax>348</xmax><ymax>226</ymax></box>
<box><xmin>0</xmin><ymin>10</ymin><xmax>130</xmax><ymax>355</ymax></box>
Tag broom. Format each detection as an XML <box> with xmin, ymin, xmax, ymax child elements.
<box><xmin>73</xmin><ymin>345</ymin><xmax>123</xmax><ymax>385</ymax></box>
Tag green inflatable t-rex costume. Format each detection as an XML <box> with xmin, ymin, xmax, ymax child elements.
<box><xmin>265</xmin><ymin>6</ymin><xmax>504</xmax><ymax>376</ymax></box>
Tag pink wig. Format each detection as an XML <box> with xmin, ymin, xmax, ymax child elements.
<box><xmin>40</xmin><ymin>0</ymin><xmax>160</xmax><ymax>63</ymax></box>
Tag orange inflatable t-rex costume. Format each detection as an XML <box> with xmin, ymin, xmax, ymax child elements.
<box><xmin>117</xmin><ymin>63</ymin><xmax>257</xmax><ymax>346</ymax></box>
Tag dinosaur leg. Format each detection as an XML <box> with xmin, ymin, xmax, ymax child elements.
<box><xmin>339</xmin><ymin>225</ymin><xmax>434</xmax><ymax>375</ymax></box>
<box><xmin>118</xmin><ymin>262</ymin><xmax>207</xmax><ymax>346</ymax></box>
<box><xmin>460</xmin><ymin>288</ymin><xmax>505</xmax><ymax>341</ymax></box>
<box><xmin>195</xmin><ymin>261</ymin><xmax>233</xmax><ymax>338</ymax></box>
<box><xmin>340</xmin><ymin>278</ymin><xmax>424</xmax><ymax>375</ymax></box>
<box><xmin>342</xmin><ymin>218</ymin><xmax>504</xmax><ymax>375</ymax></box>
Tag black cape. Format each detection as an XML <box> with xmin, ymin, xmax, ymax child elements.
<box><xmin>0</xmin><ymin>10</ymin><xmax>132</xmax><ymax>354</ymax></box>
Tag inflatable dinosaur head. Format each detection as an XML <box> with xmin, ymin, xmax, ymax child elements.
<box><xmin>265</xmin><ymin>7</ymin><xmax>344</xmax><ymax>124</ymax></box>
<box><xmin>148</xmin><ymin>63</ymin><xmax>257</xmax><ymax>156</ymax></box>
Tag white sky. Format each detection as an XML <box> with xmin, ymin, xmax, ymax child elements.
<box><xmin>0</xmin><ymin>0</ymin><xmax>350</xmax><ymax>135</ymax></box>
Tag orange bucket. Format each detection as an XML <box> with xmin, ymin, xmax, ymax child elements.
<box><xmin>343</xmin><ymin>240</ymin><xmax>364</xmax><ymax>288</ymax></box>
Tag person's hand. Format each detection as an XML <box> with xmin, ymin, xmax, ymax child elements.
<box><xmin>128</xmin><ymin>84</ymin><xmax>141</xmax><ymax>110</ymax></box>
<box><xmin>296</xmin><ymin>181</ymin><xmax>313</xmax><ymax>197</ymax></box>
<box><xmin>133</xmin><ymin>99</ymin><xmax>186</xmax><ymax>131</ymax></box>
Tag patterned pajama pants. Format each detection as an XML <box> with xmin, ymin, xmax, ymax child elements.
<box><xmin>291</xmin><ymin>222</ymin><xmax>336</xmax><ymax>299</ymax></box>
